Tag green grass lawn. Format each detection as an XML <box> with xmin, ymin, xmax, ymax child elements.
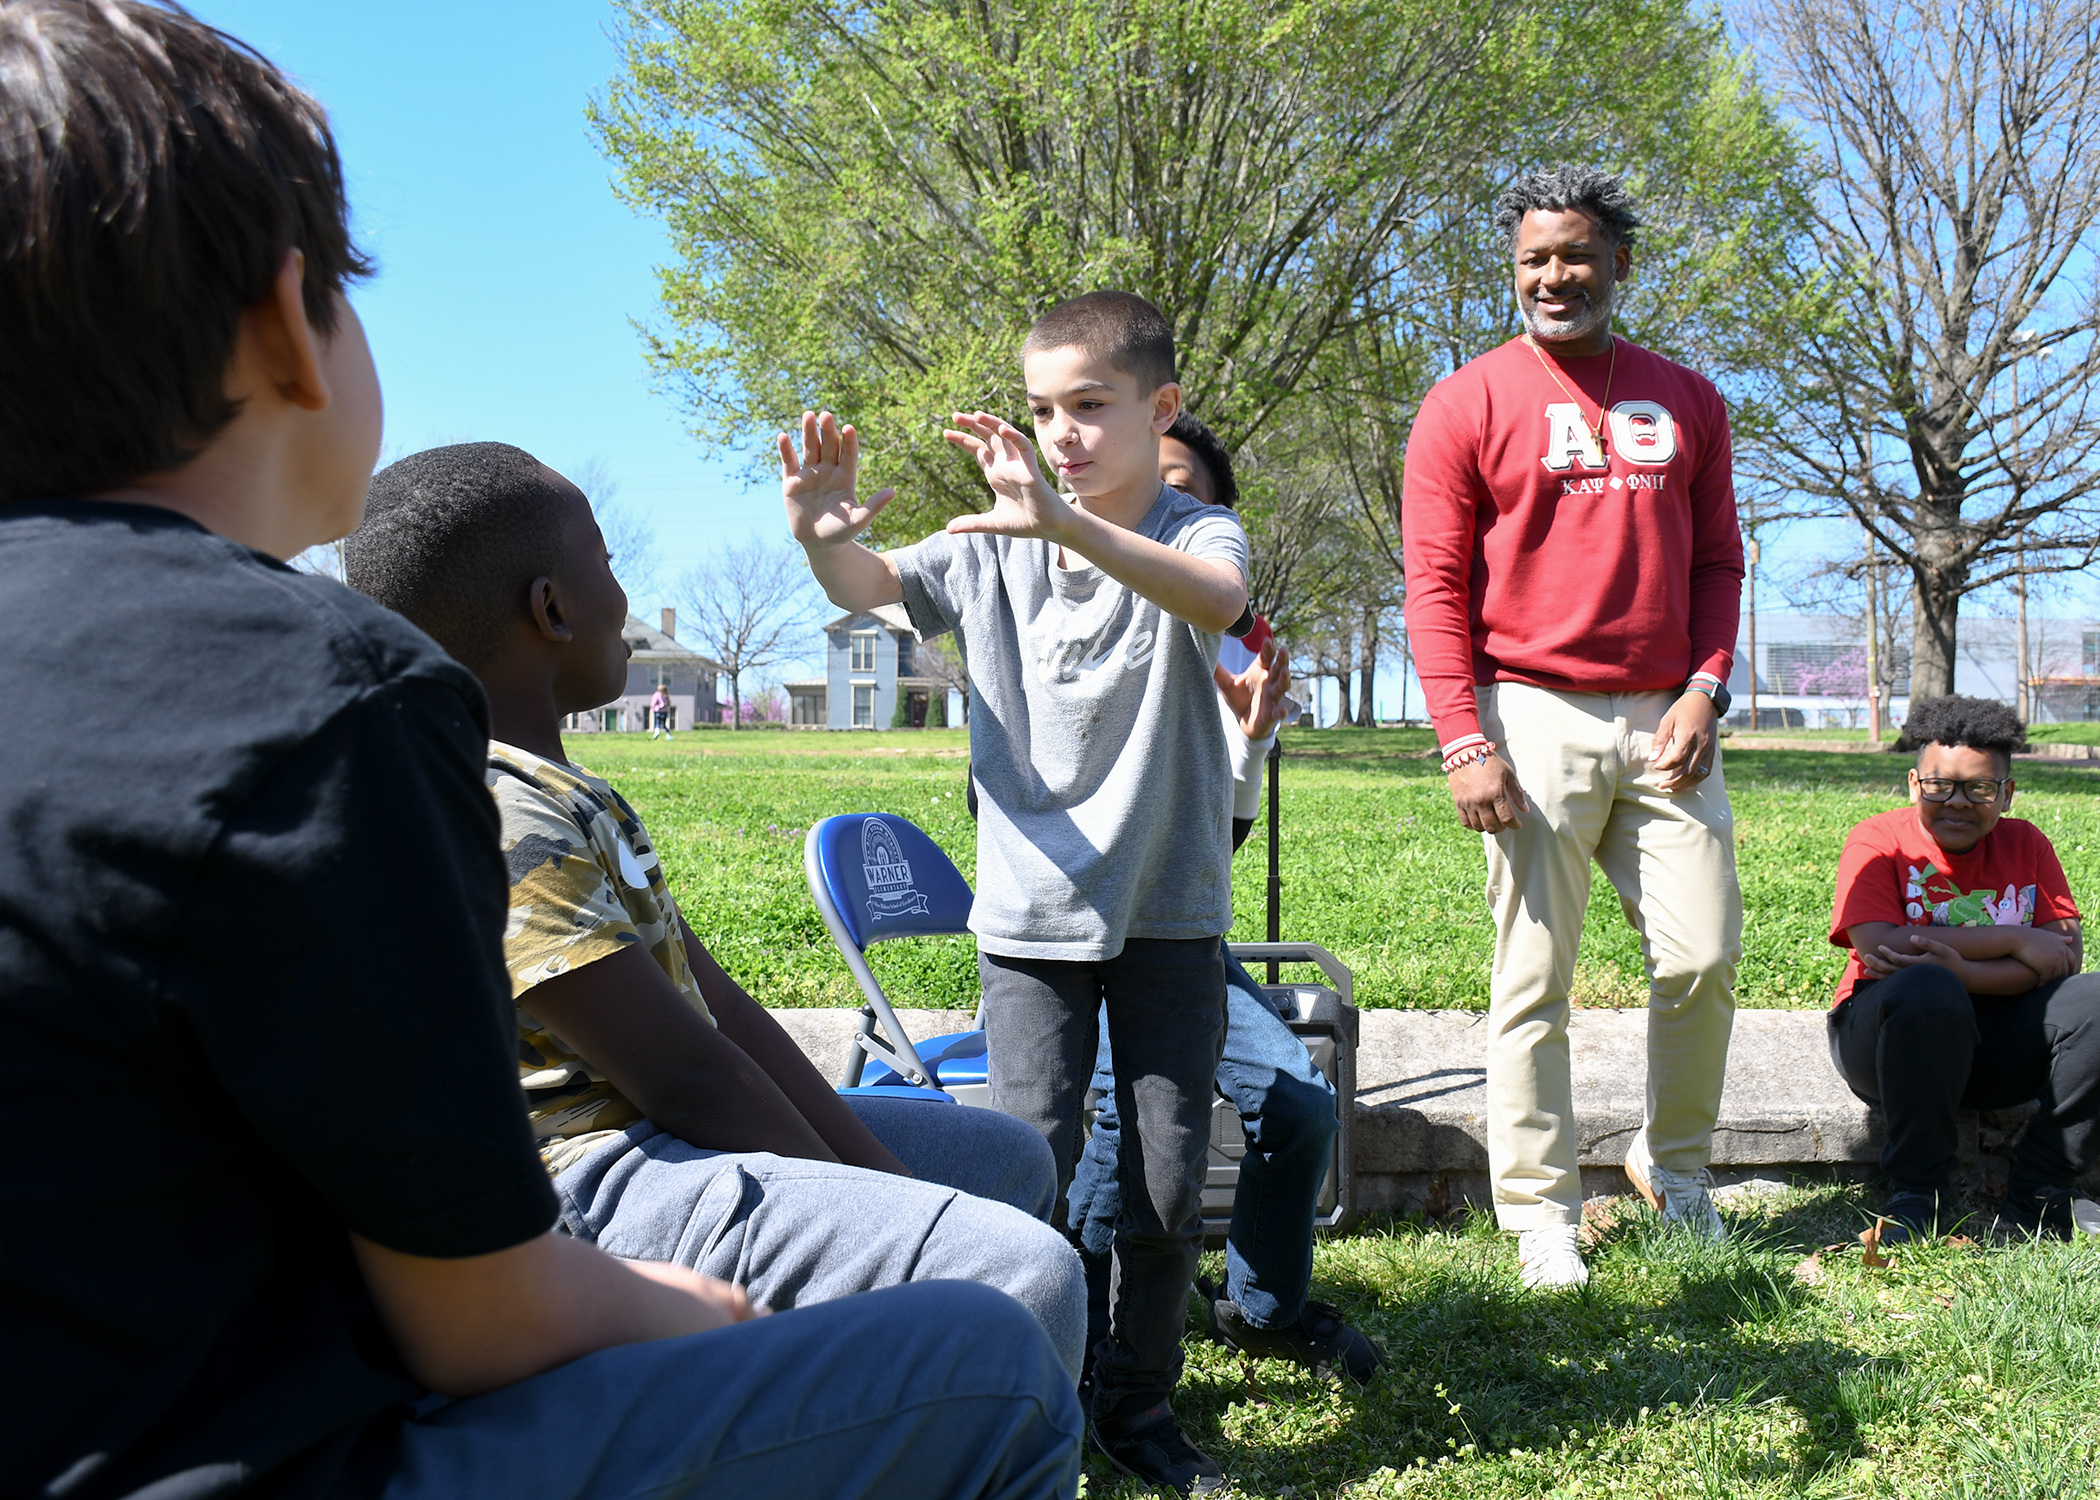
<box><xmin>576</xmin><ymin>727</ymin><xmax>2100</xmax><ymax>1497</ymax></box>
<box><xmin>574</xmin><ymin>725</ymin><xmax>2100</xmax><ymax>1012</ymax></box>
<box><xmin>1730</xmin><ymin>724</ymin><xmax>2100</xmax><ymax>746</ymax></box>
<box><xmin>1108</xmin><ymin>1187</ymin><xmax>2100</xmax><ymax>1499</ymax></box>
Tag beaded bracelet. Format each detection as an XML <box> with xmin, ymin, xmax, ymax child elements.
<box><xmin>1440</xmin><ymin>740</ymin><xmax>1499</xmax><ymax>776</ymax></box>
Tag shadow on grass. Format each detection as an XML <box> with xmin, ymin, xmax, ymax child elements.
<box><xmin>1097</xmin><ymin>1192</ymin><xmax>1924</xmax><ymax>1498</ymax></box>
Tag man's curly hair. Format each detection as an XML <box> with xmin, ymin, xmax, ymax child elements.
<box><xmin>1494</xmin><ymin>165</ymin><xmax>1641</xmax><ymax>252</ymax></box>
<box><xmin>1901</xmin><ymin>694</ymin><xmax>2027</xmax><ymax>768</ymax></box>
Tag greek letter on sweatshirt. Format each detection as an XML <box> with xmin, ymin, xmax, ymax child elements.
<box><xmin>1400</xmin><ymin>335</ymin><xmax>1745</xmax><ymax>751</ymax></box>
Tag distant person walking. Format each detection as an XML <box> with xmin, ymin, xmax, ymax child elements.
<box><xmin>650</xmin><ymin>683</ymin><xmax>673</xmax><ymax>739</ymax></box>
<box><xmin>1401</xmin><ymin>165</ymin><xmax>1747</xmax><ymax>1289</ymax></box>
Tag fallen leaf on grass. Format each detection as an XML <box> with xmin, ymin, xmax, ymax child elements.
<box><xmin>1795</xmin><ymin>1241</ymin><xmax>1861</xmax><ymax>1285</ymax></box>
<box><xmin>1933</xmin><ymin>1294</ymin><xmax>1955</xmax><ymax>1309</ymax></box>
<box><xmin>1239</xmin><ymin>1357</ymin><xmax>1272</xmax><ymax>1406</ymax></box>
<box><xmin>1859</xmin><ymin>1219</ymin><xmax>1897</xmax><ymax>1268</ymax></box>
<box><xmin>1578</xmin><ymin>1197</ymin><xmax>1629</xmax><ymax>1250</ymax></box>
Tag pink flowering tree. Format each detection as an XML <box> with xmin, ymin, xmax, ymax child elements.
<box><xmin>736</xmin><ymin>688</ymin><xmax>787</xmax><ymax>725</ymax></box>
<box><xmin>1793</xmin><ymin>646</ymin><xmax>1869</xmax><ymax>727</ymax></box>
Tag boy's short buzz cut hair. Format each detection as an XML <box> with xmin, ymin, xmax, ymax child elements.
<box><xmin>1022</xmin><ymin>290</ymin><xmax>1177</xmax><ymax>395</ymax></box>
<box><xmin>1495</xmin><ymin>164</ymin><xmax>1641</xmax><ymax>254</ymax></box>
<box><xmin>0</xmin><ymin>0</ymin><xmax>371</xmax><ymax>505</ymax></box>
<box><xmin>344</xmin><ymin>444</ymin><xmax>578</xmax><ymax>673</ymax></box>
<box><xmin>1902</xmin><ymin>694</ymin><xmax>2028</xmax><ymax>769</ymax></box>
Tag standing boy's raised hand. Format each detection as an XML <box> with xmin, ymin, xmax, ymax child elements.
<box><xmin>779</xmin><ymin>409</ymin><xmax>906</xmax><ymax>611</ymax></box>
<box><xmin>942</xmin><ymin>410</ymin><xmax>1080</xmax><ymax>543</ymax></box>
<box><xmin>779</xmin><ymin>409</ymin><xmax>894</xmax><ymax>546</ymax></box>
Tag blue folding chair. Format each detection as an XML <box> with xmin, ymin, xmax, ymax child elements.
<box><xmin>803</xmin><ymin>813</ymin><xmax>991</xmax><ymax>1107</ymax></box>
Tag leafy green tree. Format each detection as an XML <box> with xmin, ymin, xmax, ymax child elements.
<box><xmin>593</xmin><ymin>0</ymin><xmax>1815</xmax><ymax>543</ymax></box>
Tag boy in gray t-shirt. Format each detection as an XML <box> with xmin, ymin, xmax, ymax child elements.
<box><xmin>782</xmin><ymin>291</ymin><xmax>1247</xmax><ymax>1495</ymax></box>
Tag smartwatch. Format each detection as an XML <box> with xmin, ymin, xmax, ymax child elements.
<box><xmin>1683</xmin><ymin>676</ymin><xmax>1732</xmax><ymax>718</ymax></box>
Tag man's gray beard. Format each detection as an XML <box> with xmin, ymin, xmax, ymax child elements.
<box><xmin>1520</xmin><ymin>278</ymin><xmax>1617</xmax><ymax>345</ymax></box>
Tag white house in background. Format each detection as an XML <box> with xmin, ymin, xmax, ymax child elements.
<box><xmin>785</xmin><ymin>604</ymin><xmax>940</xmax><ymax>729</ymax></box>
<box><xmin>1726</xmin><ymin>611</ymin><xmax>2100</xmax><ymax>728</ymax></box>
<box><xmin>563</xmin><ymin>609</ymin><xmax>725</xmax><ymax>734</ymax></box>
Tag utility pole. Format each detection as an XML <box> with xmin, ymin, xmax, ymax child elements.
<box><xmin>1864</xmin><ymin>529</ymin><xmax>1883</xmax><ymax>746</ymax></box>
<box><xmin>1398</xmin><ymin>628</ymin><xmax>1411</xmax><ymax>727</ymax></box>
<box><xmin>2015</xmin><ymin>542</ymin><xmax>2030</xmax><ymax>722</ymax></box>
<box><xmin>1745</xmin><ymin>532</ymin><xmax>1760</xmax><ymax>732</ymax></box>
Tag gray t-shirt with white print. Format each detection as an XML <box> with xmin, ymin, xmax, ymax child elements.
<box><xmin>892</xmin><ymin>485</ymin><xmax>1250</xmax><ymax>960</ymax></box>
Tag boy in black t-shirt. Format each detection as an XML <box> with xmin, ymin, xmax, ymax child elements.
<box><xmin>0</xmin><ymin>6</ymin><xmax>1077</xmax><ymax>1499</ymax></box>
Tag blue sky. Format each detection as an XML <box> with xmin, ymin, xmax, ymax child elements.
<box><xmin>190</xmin><ymin>0</ymin><xmax>764</xmax><ymax>627</ymax></box>
<box><xmin>186</xmin><ymin>2</ymin><xmax>2081</xmax><ymax>722</ymax></box>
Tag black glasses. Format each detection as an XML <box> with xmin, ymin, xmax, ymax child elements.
<box><xmin>1916</xmin><ymin>776</ymin><xmax>2010</xmax><ymax>804</ymax></box>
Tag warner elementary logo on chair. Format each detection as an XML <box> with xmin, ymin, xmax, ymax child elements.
<box><xmin>862</xmin><ymin>817</ymin><xmax>931</xmax><ymax>923</ymax></box>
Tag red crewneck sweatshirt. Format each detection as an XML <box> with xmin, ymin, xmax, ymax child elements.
<box><xmin>1401</xmin><ymin>335</ymin><xmax>1744</xmax><ymax>750</ymax></box>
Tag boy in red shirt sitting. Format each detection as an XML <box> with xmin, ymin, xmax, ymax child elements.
<box><xmin>1828</xmin><ymin>695</ymin><xmax>2100</xmax><ymax>1242</ymax></box>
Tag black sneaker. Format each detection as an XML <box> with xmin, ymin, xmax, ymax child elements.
<box><xmin>1202</xmin><ymin>1278</ymin><xmax>1386</xmax><ymax>1383</ymax></box>
<box><xmin>1994</xmin><ymin>1182</ymin><xmax>2082</xmax><ymax>1242</ymax></box>
<box><xmin>1090</xmin><ymin>1398</ymin><xmax>1227</xmax><ymax>1496</ymax></box>
<box><xmin>1872</xmin><ymin>1189</ymin><xmax>1942</xmax><ymax>1246</ymax></box>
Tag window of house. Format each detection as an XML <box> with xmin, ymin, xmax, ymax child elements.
<box><xmin>896</xmin><ymin>634</ymin><xmax>914</xmax><ymax>676</ymax></box>
<box><xmin>2084</xmin><ymin>628</ymin><xmax>2100</xmax><ymax>679</ymax></box>
<box><xmin>851</xmin><ymin>630</ymin><xmax>878</xmax><ymax>672</ymax></box>
<box><xmin>852</xmin><ymin>684</ymin><xmax>875</xmax><ymax>727</ymax></box>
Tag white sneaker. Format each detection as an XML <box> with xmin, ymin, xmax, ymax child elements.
<box><xmin>1517</xmin><ymin>1225</ymin><xmax>1589</xmax><ymax>1289</ymax></box>
<box><xmin>1624</xmin><ymin>1128</ymin><xmax>1726</xmax><ymax>1240</ymax></box>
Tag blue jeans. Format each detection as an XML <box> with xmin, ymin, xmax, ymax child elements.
<box><xmin>552</xmin><ymin>1096</ymin><xmax>1085</xmax><ymax>1382</ymax></box>
<box><xmin>1068</xmin><ymin>943</ymin><xmax>1338</xmax><ymax>1329</ymax></box>
<box><xmin>378</xmin><ymin>1279</ymin><xmax>1081</xmax><ymax>1500</ymax></box>
<box><xmin>841</xmin><ymin>1093</ymin><xmax>1059</xmax><ymax>1220</ymax></box>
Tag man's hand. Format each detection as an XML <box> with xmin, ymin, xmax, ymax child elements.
<box><xmin>1651</xmin><ymin>690</ymin><xmax>1719</xmax><ymax>793</ymax></box>
<box><xmin>1449</xmin><ymin>754</ymin><xmax>1529</xmax><ymax>834</ymax></box>
<box><xmin>1214</xmin><ymin>639</ymin><xmax>1292</xmax><ymax>740</ymax></box>
<box><xmin>942</xmin><ymin>411</ymin><xmax>1079</xmax><ymax>543</ymax></box>
<box><xmin>780</xmin><ymin>410</ymin><xmax>894</xmax><ymax>548</ymax></box>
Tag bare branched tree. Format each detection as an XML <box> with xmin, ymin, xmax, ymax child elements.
<box><xmin>676</xmin><ymin>538</ymin><xmax>818</xmax><ymax>729</ymax></box>
<box><xmin>1742</xmin><ymin>0</ymin><xmax>2100</xmax><ymax>699</ymax></box>
<box><xmin>290</xmin><ymin>539</ymin><xmax>347</xmax><ymax>582</ymax></box>
<box><xmin>571</xmin><ymin>458</ymin><xmax>661</xmax><ymax>609</ymax></box>
<box><xmin>917</xmin><ymin>634</ymin><xmax>970</xmax><ymax>724</ymax></box>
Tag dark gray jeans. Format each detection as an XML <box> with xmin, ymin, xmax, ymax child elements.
<box><xmin>979</xmin><ymin>937</ymin><xmax>1227</xmax><ymax>1416</ymax></box>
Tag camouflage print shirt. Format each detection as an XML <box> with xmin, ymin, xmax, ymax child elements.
<box><xmin>487</xmin><ymin>741</ymin><xmax>714</xmax><ymax>1174</ymax></box>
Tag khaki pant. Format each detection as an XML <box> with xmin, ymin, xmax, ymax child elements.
<box><xmin>1477</xmin><ymin>683</ymin><xmax>1742</xmax><ymax>1228</ymax></box>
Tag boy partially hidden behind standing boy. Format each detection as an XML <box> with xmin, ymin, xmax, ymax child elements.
<box><xmin>784</xmin><ymin>291</ymin><xmax>1247</xmax><ymax>1494</ymax></box>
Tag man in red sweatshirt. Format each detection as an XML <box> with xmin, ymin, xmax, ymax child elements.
<box><xmin>1401</xmin><ymin>166</ymin><xmax>1746</xmax><ymax>1290</ymax></box>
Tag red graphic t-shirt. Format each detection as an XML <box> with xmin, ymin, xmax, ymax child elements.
<box><xmin>1827</xmin><ymin>806</ymin><xmax>2081</xmax><ymax>1007</ymax></box>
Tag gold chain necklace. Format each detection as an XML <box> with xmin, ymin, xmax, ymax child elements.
<box><xmin>1526</xmin><ymin>334</ymin><xmax>1616</xmax><ymax>466</ymax></box>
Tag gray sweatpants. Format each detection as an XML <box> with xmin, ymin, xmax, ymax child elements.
<box><xmin>554</xmin><ymin>1097</ymin><xmax>1087</xmax><ymax>1381</ymax></box>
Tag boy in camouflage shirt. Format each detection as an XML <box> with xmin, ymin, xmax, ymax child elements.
<box><xmin>346</xmin><ymin>442</ymin><xmax>1086</xmax><ymax>1379</ymax></box>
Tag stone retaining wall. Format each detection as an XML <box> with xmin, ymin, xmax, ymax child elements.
<box><xmin>769</xmin><ymin>1006</ymin><xmax>2099</xmax><ymax>1216</ymax></box>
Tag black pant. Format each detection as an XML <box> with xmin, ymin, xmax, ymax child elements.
<box><xmin>979</xmin><ymin>938</ymin><xmax>1227</xmax><ymax>1415</ymax></box>
<box><xmin>1829</xmin><ymin>964</ymin><xmax>2100</xmax><ymax>1194</ymax></box>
